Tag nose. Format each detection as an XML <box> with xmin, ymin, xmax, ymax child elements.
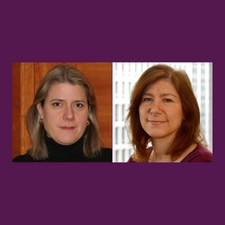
<box><xmin>150</xmin><ymin>99</ymin><xmax>162</xmax><ymax>115</ymax></box>
<box><xmin>63</xmin><ymin>105</ymin><xmax>74</xmax><ymax>121</ymax></box>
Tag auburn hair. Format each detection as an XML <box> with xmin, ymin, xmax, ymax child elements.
<box><xmin>126</xmin><ymin>64</ymin><xmax>206</xmax><ymax>162</ymax></box>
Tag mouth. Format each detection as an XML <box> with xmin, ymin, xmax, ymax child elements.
<box><xmin>60</xmin><ymin>126</ymin><xmax>76</xmax><ymax>130</ymax></box>
<box><xmin>147</xmin><ymin>120</ymin><xmax>166</xmax><ymax>125</ymax></box>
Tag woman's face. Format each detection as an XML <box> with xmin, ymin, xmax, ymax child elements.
<box><xmin>37</xmin><ymin>83</ymin><xmax>89</xmax><ymax>145</ymax></box>
<box><xmin>139</xmin><ymin>79</ymin><xmax>184</xmax><ymax>143</ymax></box>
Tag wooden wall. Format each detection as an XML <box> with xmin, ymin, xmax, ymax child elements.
<box><xmin>12</xmin><ymin>62</ymin><xmax>112</xmax><ymax>158</ymax></box>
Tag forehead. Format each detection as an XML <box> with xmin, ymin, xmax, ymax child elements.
<box><xmin>143</xmin><ymin>79</ymin><xmax>178</xmax><ymax>95</ymax></box>
<box><xmin>46</xmin><ymin>83</ymin><xmax>87</xmax><ymax>99</ymax></box>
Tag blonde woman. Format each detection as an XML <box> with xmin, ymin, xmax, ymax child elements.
<box><xmin>13</xmin><ymin>65</ymin><xmax>112</xmax><ymax>162</ymax></box>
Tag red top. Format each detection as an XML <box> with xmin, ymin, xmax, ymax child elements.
<box><xmin>127</xmin><ymin>144</ymin><xmax>212</xmax><ymax>162</ymax></box>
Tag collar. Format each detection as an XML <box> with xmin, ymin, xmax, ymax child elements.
<box><xmin>44</xmin><ymin>131</ymin><xmax>85</xmax><ymax>161</ymax></box>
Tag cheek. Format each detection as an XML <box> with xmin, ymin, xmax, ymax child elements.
<box><xmin>42</xmin><ymin>112</ymin><xmax>58</xmax><ymax>132</ymax></box>
<box><xmin>42</xmin><ymin>108</ymin><xmax>63</xmax><ymax>132</ymax></box>
<box><xmin>138</xmin><ymin>107</ymin><xmax>143</xmax><ymax>122</ymax></box>
<box><xmin>139</xmin><ymin>105</ymin><xmax>149</xmax><ymax>120</ymax></box>
<box><xmin>170</xmin><ymin>108</ymin><xmax>183</xmax><ymax>124</ymax></box>
<box><xmin>43</xmin><ymin>110</ymin><xmax>59</xmax><ymax>122</ymax></box>
<box><xmin>77</xmin><ymin>112</ymin><xmax>89</xmax><ymax>124</ymax></box>
<box><xmin>138</xmin><ymin>106</ymin><xmax>145</xmax><ymax>118</ymax></box>
<box><xmin>138</xmin><ymin>107</ymin><xmax>147</xmax><ymax>128</ymax></box>
<box><xmin>80</xmin><ymin>116</ymin><xmax>88</xmax><ymax>125</ymax></box>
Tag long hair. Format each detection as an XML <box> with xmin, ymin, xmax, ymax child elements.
<box><xmin>26</xmin><ymin>65</ymin><xmax>102</xmax><ymax>160</ymax></box>
<box><xmin>126</xmin><ymin>64</ymin><xmax>206</xmax><ymax>162</ymax></box>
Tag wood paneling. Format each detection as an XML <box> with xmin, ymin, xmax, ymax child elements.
<box><xmin>12</xmin><ymin>62</ymin><xmax>112</xmax><ymax>158</ymax></box>
<box><xmin>20</xmin><ymin>63</ymin><xmax>35</xmax><ymax>154</ymax></box>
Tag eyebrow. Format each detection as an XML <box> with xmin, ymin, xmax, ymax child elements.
<box><xmin>50</xmin><ymin>99</ymin><xmax>86</xmax><ymax>103</ymax></box>
<box><xmin>142</xmin><ymin>93</ymin><xmax>178</xmax><ymax>98</ymax></box>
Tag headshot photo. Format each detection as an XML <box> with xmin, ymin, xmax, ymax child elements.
<box><xmin>12</xmin><ymin>62</ymin><xmax>112</xmax><ymax>162</ymax></box>
<box><xmin>113</xmin><ymin>62</ymin><xmax>213</xmax><ymax>163</ymax></box>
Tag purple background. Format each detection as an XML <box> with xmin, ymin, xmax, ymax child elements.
<box><xmin>2</xmin><ymin>0</ymin><xmax>224</xmax><ymax>224</ymax></box>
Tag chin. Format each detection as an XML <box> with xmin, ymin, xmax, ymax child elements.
<box><xmin>59</xmin><ymin>141</ymin><xmax>76</xmax><ymax>145</ymax></box>
<box><xmin>56</xmin><ymin>137</ymin><xmax>79</xmax><ymax>145</ymax></box>
<box><xmin>147</xmin><ymin>132</ymin><xmax>165</xmax><ymax>139</ymax></box>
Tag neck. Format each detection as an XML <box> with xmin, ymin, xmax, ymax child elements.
<box><xmin>44</xmin><ymin>131</ymin><xmax>85</xmax><ymax>160</ymax></box>
<box><xmin>150</xmin><ymin>136</ymin><xmax>174</xmax><ymax>162</ymax></box>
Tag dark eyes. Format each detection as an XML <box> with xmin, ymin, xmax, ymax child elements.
<box><xmin>163</xmin><ymin>99</ymin><xmax>172</xmax><ymax>102</ymax></box>
<box><xmin>52</xmin><ymin>102</ymin><xmax>62</xmax><ymax>107</ymax></box>
<box><xmin>52</xmin><ymin>102</ymin><xmax>84</xmax><ymax>108</ymax></box>
<box><xmin>143</xmin><ymin>98</ymin><xmax>153</xmax><ymax>102</ymax></box>
<box><xmin>75</xmin><ymin>103</ymin><xmax>84</xmax><ymax>108</ymax></box>
<box><xmin>142</xmin><ymin>98</ymin><xmax>172</xmax><ymax>102</ymax></box>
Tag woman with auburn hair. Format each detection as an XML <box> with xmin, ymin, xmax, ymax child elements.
<box><xmin>127</xmin><ymin>64</ymin><xmax>212</xmax><ymax>162</ymax></box>
<box><xmin>13</xmin><ymin>65</ymin><xmax>112</xmax><ymax>162</ymax></box>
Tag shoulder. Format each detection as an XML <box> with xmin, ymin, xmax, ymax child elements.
<box><xmin>127</xmin><ymin>147</ymin><xmax>152</xmax><ymax>163</ymax></box>
<box><xmin>127</xmin><ymin>155</ymin><xmax>136</xmax><ymax>163</ymax></box>
<box><xmin>182</xmin><ymin>144</ymin><xmax>213</xmax><ymax>162</ymax></box>
<box><xmin>13</xmin><ymin>151</ymin><xmax>47</xmax><ymax>162</ymax></box>
<box><xmin>93</xmin><ymin>148</ymin><xmax>112</xmax><ymax>162</ymax></box>
<box><xmin>13</xmin><ymin>152</ymin><xmax>34</xmax><ymax>162</ymax></box>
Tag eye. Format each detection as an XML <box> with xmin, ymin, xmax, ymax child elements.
<box><xmin>164</xmin><ymin>99</ymin><xmax>172</xmax><ymax>102</ymax></box>
<box><xmin>143</xmin><ymin>98</ymin><xmax>153</xmax><ymax>102</ymax></box>
<box><xmin>74</xmin><ymin>103</ymin><xmax>84</xmax><ymax>108</ymax></box>
<box><xmin>52</xmin><ymin>102</ymin><xmax>62</xmax><ymax>107</ymax></box>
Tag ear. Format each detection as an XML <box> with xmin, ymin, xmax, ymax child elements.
<box><xmin>37</xmin><ymin>103</ymin><xmax>44</xmax><ymax>119</ymax></box>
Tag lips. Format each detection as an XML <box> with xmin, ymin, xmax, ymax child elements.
<box><xmin>147</xmin><ymin>120</ymin><xmax>166</xmax><ymax>125</ymax></box>
<box><xmin>60</xmin><ymin>126</ymin><xmax>75</xmax><ymax>130</ymax></box>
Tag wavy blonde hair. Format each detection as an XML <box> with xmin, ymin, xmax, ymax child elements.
<box><xmin>26</xmin><ymin>65</ymin><xmax>101</xmax><ymax>160</ymax></box>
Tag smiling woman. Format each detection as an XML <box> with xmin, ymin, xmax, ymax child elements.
<box><xmin>13</xmin><ymin>64</ymin><xmax>112</xmax><ymax>162</ymax></box>
<box><xmin>126</xmin><ymin>64</ymin><xmax>212</xmax><ymax>163</ymax></box>
<box><xmin>139</xmin><ymin>80</ymin><xmax>184</xmax><ymax>143</ymax></box>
